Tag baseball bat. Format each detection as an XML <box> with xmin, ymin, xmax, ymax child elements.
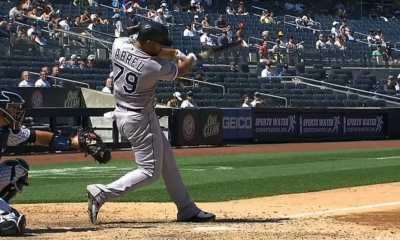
<box><xmin>198</xmin><ymin>40</ymin><xmax>243</xmax><ymax>58</ymax></box>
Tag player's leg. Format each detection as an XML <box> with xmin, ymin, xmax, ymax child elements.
<box><xmin>87</xmin><ymin>110</ymin><xmax>164</xmax><ymax>224</ymax></box>
<box><xmin>0</xmin><ymin>159</ymin><xmax>28</xmax><ymax>236</ymax></box>
<box><xmin>160</xmin><ymin>132</ymin><xmax>216</xmax><ymax>222</ymax></box>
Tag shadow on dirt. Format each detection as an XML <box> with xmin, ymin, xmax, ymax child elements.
<box><xmin>23</xmin><ymin>225</ymin><xmax>153</xmax><ymax>236</ymax></box>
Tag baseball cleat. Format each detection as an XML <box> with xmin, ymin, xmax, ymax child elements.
<box><xmin>86</xmin><ymin>190</ymin><xmax>101</xmax><ymax>224</ymax></box>
<box><xmin>178</xmin><ymin>210</ymin><xmax>216</xmax><ymax>222</ymax></box>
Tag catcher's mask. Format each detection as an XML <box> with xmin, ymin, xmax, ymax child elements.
<box><xmin>0</xmin><ymin>89</ymin><xmax>26</xmax><ymax>131</ymax></box>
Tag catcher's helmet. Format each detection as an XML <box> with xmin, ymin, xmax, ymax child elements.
<box><xmin>136</xmin><ymin>21</ymin><xmax>173</xmax><ymax>46</ymax></box>
<box><xmin>0</xmin><ymin>87</ymin><xmax>25</xmax><ymax>130</ymax></box>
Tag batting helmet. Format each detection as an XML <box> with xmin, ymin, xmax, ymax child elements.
<box><xmin>136</xmin><ymin>21</ymin><xmax>173</xmax><ymax>46</ymax></box>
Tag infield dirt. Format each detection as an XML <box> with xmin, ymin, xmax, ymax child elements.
<box><xmin>11</xmin><ymin>140</ymin><xmax>400</xmax><ymax>240</ymax></box>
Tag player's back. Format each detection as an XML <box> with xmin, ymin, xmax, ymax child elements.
<box><xmin>112</xmin><ymin>37</ymin><xmax>168</xmax><ymax>110</ymax></box>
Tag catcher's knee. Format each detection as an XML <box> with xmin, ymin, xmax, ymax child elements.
<box><xmin>0</xmin><ymin>208</ymin><xmax>26</xmax><ymax>236</ymax></box>
<box><xmin>0</xmin><ymin>159</ymin><xmax>29</xmax><ymax>202</ymax></box>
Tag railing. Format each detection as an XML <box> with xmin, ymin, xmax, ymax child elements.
<box><xmin>283</xmin><ymin>15</ymin><xmax>322</xmax><ymax>33</ymax></box>
<box><xmin>193</xmin><ymin>23</ymin><xmax>223</xmax><ymax>32</ymax></box>
<box><xmin>257</xmin><ymin>92</ymin><xmax>288</xmax><ymax>107</ymax></box>
<box><xmin>29</xmin><ymin>72</ymin><xmax>90</xmax><ymax>89</ymax></box>
<box><xmin>56</xmin><ymin>28</ymin><xmax>113</xmax><ymax>48</ymax></box>
<box><xmin>251</xmin><ymin>5</ymin><xmax>268</xmax><ymax>13</ymax></box>
<box><xmin>395</xmin><ymin>42</ymin><xmax>400</xmax><ymax>51</ymax></box>
<box><xmin>14</xmin><ymin>22</ymin><xmax>52</xmax><ymax>35</ymax></box>
<box><xmin>14</xmin><ymin>14</ymin><xmax>55</xmax><ymax>32</ymax></box>
<box><xmin>84</xmin><ymin>31</ymin><xmax>111</xmax><ymax>52</ymax></box>
<box><xmin>180</xmin><ymin>77</ymin><xmax>225</xmax><ymax>94</ymax></box>
<box><xmin>247</xmin><ymin>36</ymin><xmax>285</xmax><ymax>49</ymax></box>
<box><xmin>135</xmin><ymin>13</ymin><xmax>175</xmax><ymax>27</ymax></box>
<box><xmin>274</xmin><ymin>76</ymin><xmax>400</xmax><ymax>106</ymax></box>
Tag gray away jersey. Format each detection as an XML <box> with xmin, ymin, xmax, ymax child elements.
<box><xmin>112</xmin><ymin>37</ymin><xmax>178</xmax><ymax>109</ymax></box>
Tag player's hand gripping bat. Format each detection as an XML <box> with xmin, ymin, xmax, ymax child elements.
<box><xmin>198</xmin><ymin>40</ymin><xmax>243</xmax><ymax>58</ymax></box>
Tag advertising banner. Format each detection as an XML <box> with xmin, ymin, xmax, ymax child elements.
<box><xmin>199</xmin><ymin>108</ymin><xmax>223</xmax><ymax>145</ymax></box>
<box><xmin>299</xmin><ymin>113</ymin><xmax>342</xmax><ymax>138</ymax></box>
<box><xmin>253</xmin><ymin>112</ymin><xmax>297</xmax><ymax>141</ymax></box>
<box><xmin>222</xmin><ymin>108</ymin><xmax>252</xmax><ymax>139</ymax></box>
<box><xmin>343</xmin><ymin>114</ymin><xmax>386</xmax><ymax>136</ymax></box>
<box><xmin>171</xmin><ymin>108</ymin><xmax>200</xmax><ymax>146</ymax></box>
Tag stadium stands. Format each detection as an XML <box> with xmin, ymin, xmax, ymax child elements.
<box><xmin>0</xmin><ymin>0</ymin><xmax>399</xmax><ymax>108</ymax></box>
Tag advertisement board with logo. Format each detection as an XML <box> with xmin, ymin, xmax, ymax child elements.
<box><xmin>343</xmin><ymin>114</ymin><xmax>386</xmax><ymax>136</ymax></box>
<box><xmin>199</xmin><ymin>108</ymin><xmax>223</xmax><ymax>145</ymax></box>
<box><xmin>12</xmin><ymin>88</ymin><xmax>81</xmax><ymax>108</ymax></box>
<box><xmin>222</xmin><ymin>108</ymin><xmax>252</xmax><ymax>139</ymax></box>
<box><xmin>299</xmin><ymin>113</ymin><xmax>342</xmax><ymax>138</ymax></box>
<box><xmin>171</xmin><ymin>108</ymin><xmax>200</xmax><ymax>146</ymax></box>
<box><xmin>253</xmin><ymin>112</ymin><xmax>298</xmax><ymax>141</ymax></box>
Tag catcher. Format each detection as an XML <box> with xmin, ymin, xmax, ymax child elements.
<box><xmin>0</xmin><ymin>87</ymin><xmax>111</xmax><ymax>236</ymax></box>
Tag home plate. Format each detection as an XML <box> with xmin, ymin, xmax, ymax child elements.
<box><xmin>193</xmin><ymin>226</ymin><xmax>239</xmax><ymax>231</ymax></box>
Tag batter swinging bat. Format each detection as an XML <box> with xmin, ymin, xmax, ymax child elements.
<box><xmin>198</xmin><ymin>40</ymin><xmax>243</xmax><ymax>58</ymax></box>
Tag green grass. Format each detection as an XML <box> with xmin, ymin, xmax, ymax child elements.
<box><xmin>12</xmin><ymin>148</ymin><xmax>400</xmax><ymax>204</ymax></box>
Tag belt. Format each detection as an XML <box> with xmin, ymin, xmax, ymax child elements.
<box><xmin>117</xmin><ymin>104</ymin><xmax>142</xmax><ymax>113</ymax></box>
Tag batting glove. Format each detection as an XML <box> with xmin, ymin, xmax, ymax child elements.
<box><xmin>175</xmin><ymin>49</ymin><xmax>188</xmax><ymax>61</ymax></box>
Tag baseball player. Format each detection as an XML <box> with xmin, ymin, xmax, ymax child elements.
<box><xmin>0</xmin><ymin>87</ymin><xmax>110</xmax><ymax>236</ymax></box>
<box><xmin>87</xmin><ymin>21</ymin><xmax>216</xmax><ymax>224</ymax></box>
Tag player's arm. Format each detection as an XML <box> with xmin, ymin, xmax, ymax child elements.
<box><xmin>8</xmin><ymin>128</ymin><xmax>111</xmax><ymax>164</ymax></box>
<box><xmin>158</xmin><ymin>48</ymin><xmax>188</xmax><ymax>60</ymax></box>
<box><xmin>158</xmin><ymin>54</ymin><xmax>196</xmax><ymax>81</ymax></box>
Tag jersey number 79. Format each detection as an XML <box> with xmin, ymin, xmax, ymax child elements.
<box><xmin>114</xmin><ymin>63</ymin><xmax>139</xmax><ymax>94</ymax></box>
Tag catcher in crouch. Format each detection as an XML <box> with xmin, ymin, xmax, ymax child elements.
<box><xmin>0</xmin><ymin>87</ymin><xmax>111</xmax><ymax>236</ymax></box>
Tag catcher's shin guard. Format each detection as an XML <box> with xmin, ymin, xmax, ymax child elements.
<box><xmin>0</xmin><ymin>159</ymin><xmax>29</xmax><ymax>203</ymax></box>
<box><xmin>0</xmin><ymin>208</ymin><xmax>26</xmax><ymax>236</ymax></box>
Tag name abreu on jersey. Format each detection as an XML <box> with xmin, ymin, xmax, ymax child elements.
<box><xmin>113</xmin><ymin>38</ymin><xmax>147</xmax><ymax>72</ymax></box>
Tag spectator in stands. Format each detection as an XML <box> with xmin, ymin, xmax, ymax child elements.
<box><xmin>269</xmin><ymin>12</ymin><xmax>278</xmax><ymax>24</ymax></box>
<box><xmin>41</xmin><ymin>66</ymin><xmax>50</xmax><ymax>75</ymax></box>
<box><xmin>384</xmin><ymin>76</ymin><xmax>396</xmax><ymax>91</ymax></box>
<box><xmin>158</xmin><ymin>2</ymin><xmax>171</xmax><ymax>16</ymax></box>
<box><xmin>331</xmin><ymin>21</ymin><xmax>340</xmax><ymax>37</ymax></box>
<box><xmin>85</xmin><ymin>54</ymin><xmax>96</xmax><ymax>69</ymax></box>
<box><xmin>261</xmin><ymin>30</ymin><xmax>270</xmax><ymax>43</ymax></box>
<box><xmin>0</xmin><ymin>22</ymin><xmax>15</xmax><ymax>39</ymax></box>
<box><xmin>230</xmin><ymin>62</ymin><xmax>238</xmax><ymax>72</ymax></box>
<box><xmin>76</xmin><ymin>8</ymin><xmax>91</xmax><ymax>26</ymax></box>
<box><xmin>201</xmin><ymin>15</ymin><xmax>210</xmax><ymax>29</ymax></box>
<box><xmin>59</xmin><ymin>57</ymin><xmax>68</xmax><ymax>69</ymax></box>
<box><xmin>340</xmin><ymin>19</ymin><xmax>349</xmax><ymax>33</ymax></box>
<box><xmin>277</xmin><ymin>31</ymin><xmax>288</xmax><ymax>46</ymax></box>
<box><xmin>90</xmin><ymin>11</ymin><xmax>109</xmax><ymax>25</ymax></box>
<box><xmin>385</xmin><ymin>45</ymin><xmax>394</xmax><ymax>65</ymax></box>
<box><xmin>59</xmin><ymin>17</ymin><xmax>71</xmax><ymax>31</ymax></box>
<box><xmin>41</xmin><ymin>4</ymin><xmax>55</xmax><ymax>21</ymax></box>
<box><xmin>326</xmin><ymin>34</ymin><xmax>335</xmax><ymax>49</ymax></box>
<box><xmin>200</xmin><ymin>29</ymin><xmax>215</xmax><ymax>46</ymax></box>
<box><xmin>225</xmin><ymin>25</ymin><xmax>233</xmax><ymax>42</ymax></box>
<box><xmin>35</xmin><ymin>71</ymin><xmax>52</xmax><ymax>87</ymax></box>
<box><xmin>181</xmin><ymin>91</ymin><xmax>198</xmax><ymax>108</ymax></box>
<box><xmin>217</xmin><ymin>31</ymin><xmax>229</xmax><ymax>46</ymax></box>
<box><xmin>9</xmin><ymin>2</ymin><xmax>24</xmax><ymax>22</ymax></box>
<box><xmin>296</xmin><ymin>13</ymin><xmax>315</xmax><ymax>28</ymax></box>
<box><xmin>271</xmin><ymin>39</ymin><xmax>283</xmax><ymax>61</ymax></box>
<box><xmin>22</xmin><ymin>0</ymin><xmax>31</xmax><ymax>10</ymax></box>
<box><xmin>226</xmin><ymin>1</ymin><xmax>235</xmax><ymax>15</ymax></box>
<box><xmin>154</xmin><ymin>9</ymin><xmax>167</xmax><ymax>25</ymax></box>
<box><xmin>395</xmin><ymin>79</ymin><xmax>400</xmax><ymax>93</ymax></box>
<box><xmin>215</xmin><ymin>15</ymin><xmax>227</xmax><ymax>29</ymax></box>
<box><xmin>102</xmin><ymin>78</ymin><xmax>114</xmax><ymax>94</ymax></box>
<box><xmin>112</xmin><ymin>14</ymin><xmax>123</xmax><ymax>37</ymax></box>
<box><xmin>278</xmin><ymin>64</ymin><xmax>289</xmax><ymax>76</ymax></box>
<box><xmin>123</xmin><ymin>1</ymin><xmax>141</xmax><ymax>13</ymax></box>
<box><xmin>147</xmin><ymin>6</ymin><xmax>156</xmax><ymax>19</ymax></box>
<box><xmin>183</xmin><ymin>23</ymin><xmax>196</xmax><ymax>37</ymax></box>
<box><xmin>236</xmin><ymin>23</ymin><xmax>248</xmax><ymax>47</ymax></box>
<box><xmin>167</xmin><ymin>92</ymin><xmax>182</xmax><ymax>107</ymax></box>
<box><xmin>316</xmin><ymin>34</ymin><xmax>327</xmax><ymax>50</ymax></box>
<box><xmin>259</xmin><ymin>40</ymin><xmax>270</xmax><ymax>63</ymax></box>
<box><xmin>367</xmin><ymin>29</ymin><xmax>375</xmax><ymax>46</ymax></box>
<box><xmin>50</xmin><ymin>66</ymin><xmax>61</xmax><ymax>87</ymax></box>
<box><xmin>27</xmin><ymin>8</ymin><xmax>41</xmax><ymax>20</ymax></box>
<box><xmin>286</xmin><ymin>36</ymin><xmax>302</xmax><ymax>66</ymax></box>
<box><xmin>27</xmin><ymin>22</ymin><xmax>41</xmax><ymax>37</ymax></box>
<box><xmin>195</xmin><ymin>2</ymin><xmax>204</xmax><ymax>13</ymax></box>
<box><xmin>179</xmin><ymin>77</ymin><xmax>193</xmax><ymax>89</ymax></box>
<box><xmin>260</xmin><ymin>11</ymin><xmax>269</xmax><ymax>24</ymax></box>
<box><xmin>334</xmin><ymin>35</ymin><xmax>345</xmax><ymax>50</ymax></box>
<box><xmin>31</xmin><ymin>31</ymin><xmax>46</xmax><ymax>46</ymax></box>
<box><xmin>338</xmin><ymin>27</ymin><xmax>349</xmax><ymax>49</ymax></box>
<box><xmin>87</xmin><ymin>17</ymin><xmax>101</xmax><ymax>32</ymax></box>
<box><xmin>348</xmin><ymin>29</ymin><xmax>356</xmax><ymax>42</ymax></box>
<box><xmin>172</xmin><ymin>1</ymin><xmax>182</xmax><ymax>12</ymax></box>
<box><xmin>237</xmin><ymin>1</ymin><xmax>246</xmax><ymax>15</ymax></box>
<box><xmin>68</xmin><ymin>54</ymin><xmax>82</xmax><ymax>69</ymax></box>
<box><xmin>18</xmin><ymin>71</ymin><xmax>34</xmax><ymax>87</ymax></box>
<box><xmin>192</xmin><ymin>15</ymin><xmax>201</xmax><ymax>32</ymax></box>
<box><xmin>242</xmin><ymin>94</ymin><xmax>251</xmax><ymax>107</ymax></box>
<box><xmin>261</xmin><ymin>63</ymin><xmax>273</xmax><ymax>77</ymax></box>
<box><xmin>193</xmin><ymin>71</ymin><xmax>207</xmax><ymax>88</ymax></box>
<box><xmin>375</xmin><ymin>29</ymin><xmax>386</xmax><ymax>46</ymax></box>
<box><xmin>251</xmin><ymin>92</ymin><xmax>263</xmax><ymax>107</ymax></box>
<box><xmin>372</xmin><ymin>45</ymin><xmax>384</xmax><ymax>65</ymax></box>
<box><xmin>188</xmin><ymin>0</ymin><xmax>197</xmax><ymax>12</ymax></box>
<box><xmin>126</xmin><ymin>12</ymin><xmax>140</xmax><ymax>37</ymax></box>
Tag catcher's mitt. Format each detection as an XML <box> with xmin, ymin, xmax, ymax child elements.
<box><xmin>75</xmin><ymin>129</ymin><xmax>111</xmax><ymax>164</ymax></box>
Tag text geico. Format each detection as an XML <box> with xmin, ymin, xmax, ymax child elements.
<box><xmin>223</xmin><ymin>117</ymin><xmax>252</xmax><ymax>129</ymax></box>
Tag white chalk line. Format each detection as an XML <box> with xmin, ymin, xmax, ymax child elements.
<box><xmin>275</xmin><ymin>201</ymin><xmax>400</xmax><ymax>219</ymax></box>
